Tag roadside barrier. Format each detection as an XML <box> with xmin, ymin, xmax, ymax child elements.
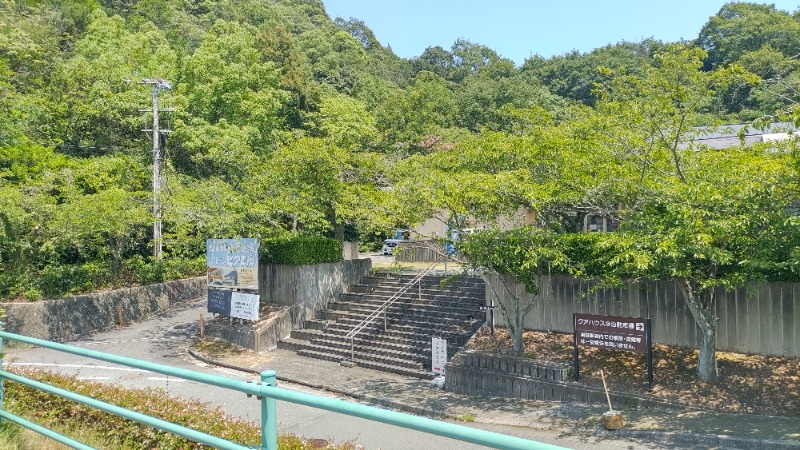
<box><xmin>0</xmin><ymin>327</ymin><xmax>568</xmax><ymax>450</ymax></box>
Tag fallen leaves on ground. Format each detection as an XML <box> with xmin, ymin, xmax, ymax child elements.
<box><xmin>465</xmin><ymin>327</ymin><xmax>800</xmax><ymax>417</ymax></box>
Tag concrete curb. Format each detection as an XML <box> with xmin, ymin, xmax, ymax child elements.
<box><xmin>186</xmin><ymin>348</ymin><xmax>446</xmax><ymax>418</ymax></box>
<box><xmin>186</xmin><ymin>348</ymin><xmax>800</xmax><ymax>450</ymax></box>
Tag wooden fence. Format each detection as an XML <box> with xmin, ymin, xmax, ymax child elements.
<box><xmin>487</xmin><ymin>273</ymin><xmax>800</xmax><ymax>358</ymax></box>
<box><xmin>394</xmin><ymin>241</ymin><xmax>447</xmax><ymax>262</ymax></box>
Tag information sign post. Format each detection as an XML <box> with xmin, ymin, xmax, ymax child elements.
<box><xmin>206</xmin><ymin>238</ymin><xmax>260</xmax><ymax>322</ymax></box>
<box><xmin>573</xmin><ymin>313</ymin><xmax>654</xmax><ymax>390</ymax></box>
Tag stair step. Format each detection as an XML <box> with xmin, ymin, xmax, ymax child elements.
<box><xmin>296</xmin><ymin>349</ymin><xmax>435</xmax><ymax>379</ymax></box>
<box><xmin>282</xmin><ymin>273</ymin><xmax>486</xmax><ymax>379</ymax></box>
<box><xmin>297</xmin><ymin>343</ymin><xmax>425</xmax><ymax>370</ymax></box>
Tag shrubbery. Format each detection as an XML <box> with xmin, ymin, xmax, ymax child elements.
<box><xmin>260</xmin><ymin>236</ymin><xmax>343</xmax><ymax>265</ymax></box>
<box><xmin>0</xmin><ymin>256</ymin><xmax>205</xmax><ymax>301</ymax></box>
<box><xmin>6</xmin><ymin>369</ymin><xmax>353</xmax><ymax>449</ymax></box>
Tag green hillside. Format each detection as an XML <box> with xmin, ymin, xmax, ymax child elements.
<box><xmin>2</xmin><ymin>0</ymin><xmax>800</xmax><ymax>303</ymax></box>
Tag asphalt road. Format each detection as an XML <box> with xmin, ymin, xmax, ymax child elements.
<box><xmin>5</xmin><ymin>298</ymin><xmax>675</xmax><ymax>450</ymax></box>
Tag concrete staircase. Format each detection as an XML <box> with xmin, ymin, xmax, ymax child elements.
<box><xmin>278</xmin><ymin>272</ymin><xmax>486</xmax><ymax>378</ymax></box>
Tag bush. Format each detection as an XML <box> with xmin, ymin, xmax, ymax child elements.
<box><xmin>6</xmin><ymin>369</ymin><xmax>354</xmax><ymax>449</ymax></box>
<box><xmin>260</xmin><ymin>236</ymin><xmax>342</xmax><ymax>265</ymax></box>
<box><xmin>122</xmin><ymin>256</ymin><xmax>205</xmax><ymax>284</ymax></box>
<box><xmin>39</xmin><ymin>262</ymin><xmax>109</xmax><ymax>297</ymax></box>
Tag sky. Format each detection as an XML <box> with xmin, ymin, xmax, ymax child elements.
<box><xmin>321</xmin><ymin>1</ymin><xmax>800</xmax><ymax>65</ymax></box>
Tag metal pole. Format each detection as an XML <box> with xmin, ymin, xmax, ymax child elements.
<box><xmin>646</xmin><ymin>318</ymin><xmax>654</xmax><ymax>391</ymax></box>
<box><xmin>572</xmin><ymin>313</ymin><xmax>580</xmax><ymax>381</ymax></box>
<box><xmin>151</xmin><ymin>85</ymin><xmax>162</xmax><ymax>260</ymax></box>
<box><xmin>260</xmin><ymin>370</ymin><xmax>278</xmax><ymax>450</ymax></box>
<box><xmin>490</xmin><ymin>305</ymin><xmax>494</xmax><ymax>336</ymax></box>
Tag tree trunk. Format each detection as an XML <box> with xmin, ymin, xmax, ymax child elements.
<box><xmin>510</xmin><ymin>325</ymin><xmax>525</xmax><ymax>356</ymax></box>
<box><xmin>679</xmin><ymin>279</ymin><xmax>717</xmax><ymax>382</ymax></box>
<box><xmin>698</xmin><ymin>327</ymin><xmax>717</xmax><ymax>382</ymax></box>
<box><xmin>483</xmin><ymin>272</ymin><xmax>532</xmax><ymax>357</ymax></box>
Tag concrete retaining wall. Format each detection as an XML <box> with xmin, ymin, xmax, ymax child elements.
<box><xmin>259</xmin><ymin>259</ymin><xmax>372</xmax><ymax>320</ymax></box>
<box><xmin>445</xmin><ymin>352</ymin><xmax>677</xmax><ymax>409</ymax></box>
<box><xmin>342</xmin><ymin>242</ymin><xmax>359</xmax><ymax>260</ymax></box>
<box><xmin>1</xmin><ymin>277</ymin><xmax>205</xmax><ymax>341</ymax></box>
<box><xmin>486</xmin><ymin>273</ymin><xmax>800</xmax><ymax>358</ymax></box>
<box><xmin>205</xmin><ymin>303</ymin><xmax>304</xmax><ymax>352</ymax></box>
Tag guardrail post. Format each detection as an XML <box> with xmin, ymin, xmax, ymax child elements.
<box><xmin>259</xmin><ymin>370</ymin><xmax>277</xmax><ymax>450</ymax></box>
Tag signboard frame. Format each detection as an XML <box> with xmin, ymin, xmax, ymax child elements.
<box><xmin>431</xmin><ymin>336</ymin><xmax>448</xmax><ymax>375</ymax></box>
<box><xmin>573</xmin><ymin>313</ymin><xmax>654</xmax><ymax>390</ymax></box>
<box><xmin>206</xmin><ymin>238</ymin><xmax>259</xmax><ymax>290</ymax></box>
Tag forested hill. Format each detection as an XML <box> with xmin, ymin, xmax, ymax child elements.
<box><xmin>2</xmin><ymin>0</ymin><xmax>800</xmax><ymax>300</ymax></box>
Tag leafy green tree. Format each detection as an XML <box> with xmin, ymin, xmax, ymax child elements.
<box><xmin>411</xmin><ymin>46</ymin><xmax>455</xmax><ymax>79</ymax></box>
<box><xmin>179</xmin><ymin>20</ymin><xmax>289</xmax><ymax>150</ymax></box>
<box><xmin>521</xmin><ymin>40</ymin><xmax>660</xmax><ymax>106</ymax></box>
<box><xmin>297</xmin><ymin>26</ymin><xmax>367</xmax><ymax>93</ymax></box>
<box><xmin>308</xmin><ymin>91</ymin><xmax>378</xmax><ymax>151</ymax></box>
<box><xmin>605</xmin><ymin>148</ymin><xmax>796</xmax><ymax>382</ymax></box>
<box><xmin>459</xmin><ymin>227</ymin><xmax>568</xmax><ymax>355</ymax></box>
<box><xmin>375</xmin><ymin>71</ymin><xmax>458</xmax><ymax>155</ymax></box>
<box><xmin>592</xmin><ymin>46</ymin><xmax>779</xmax><ymax>382</ymax></box>
<box><xmin>698</xmin><ymin>2</ymin><xmax>800</xmax><ymax>71</ymax></box>
<box><xmin>40</xmin><ymin>9</ymin><xmax>177</xmax><ymax>154</ymax></box>
<box><xmin>455</xmin><ymin>60</ymin><xmax>567</xmax><ymax>131</ymax></box>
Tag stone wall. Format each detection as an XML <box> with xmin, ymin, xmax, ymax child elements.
<box><xmin>259</xmin><ymin>258</ymin><xmax>372</xmax><ymax>321</ymax></box>
<box><xmin>1</xmin><ymin>277</ymin><xmax>205</xmax><ymax>341</ymax></box>
<box><xmin>446</xmin><ymin>351</ymin><xmax>679</xmax><ymax>409</ymax></box>
<box><xmin>205</xmin><ymin>303</ymin><xmax>304</xmax><ymax>352</ymax></box>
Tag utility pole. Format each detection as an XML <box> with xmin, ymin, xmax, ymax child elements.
<box><xmin>137</xmin><ymin>79</ymin><xmax>173</xmax><ymax>260</ymax></box>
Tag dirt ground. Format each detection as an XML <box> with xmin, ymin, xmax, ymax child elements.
<box><xmin>464</xmin><ymin>327</ymin><xmax>800</xmax><ymax>417</ymax></box>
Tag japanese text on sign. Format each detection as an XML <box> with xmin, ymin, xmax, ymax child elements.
<box><xmin>206</xmin><ymin>238</ymin><xmax>259</xmax><ymax>267</ymax></box>
<box><xmin>432</xmin><ymin>336</ymin><xmax>448</xmax><ymax>375</ymax></box>
<box><xmin>206</xmin><ymin>238</ymin><xmax>259</xmax><ymax>290</ymax></box>
<box><xmin>230</xmin><ymin>292</ymin><xmax>259</xmax><ymax>321</ymax></box>
<box><xmin>574</xmin><ymin>313</ymin><xmax>648</xmax><ymax>354</ymax></box>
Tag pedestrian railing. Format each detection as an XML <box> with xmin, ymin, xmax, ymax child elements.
<box><xmin>344</xmin><ymin>259</ymin><xmax>443</xmax><ymax>360</ymax></box>
<box><xmin>0</xmin><ymin>328</ymin><xmax>567</xmax><ymax>450</ymax></box>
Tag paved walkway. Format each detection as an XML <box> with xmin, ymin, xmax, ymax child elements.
<box><xmin>189</xmin><ymin>345</ymin><xmax>800</xmax><ymax>450</ymax></box>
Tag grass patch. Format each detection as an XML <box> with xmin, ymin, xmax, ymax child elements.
<box><xmin>5</xmin><ymin>368</ymin><xmax>356</xmax><ymax>449</ymax></box>
<box><xmin>446</xmin><ymin>413</ymin><xmax>475</xmax><ymax>422</ymax></box>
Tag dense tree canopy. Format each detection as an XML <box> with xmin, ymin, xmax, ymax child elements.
<box><xmin>2</xmin><ymin>1</ymin><xmax>800</xmax><ymax>390</ymax></box>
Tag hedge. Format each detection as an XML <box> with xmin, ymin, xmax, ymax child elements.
<box><xmin>259</xmin><ymin>236</ymin><xmax>343</xmax><ymax>265</ymax></box>
<box><xmin>6</xmin><ymin>369</ymin><xmax>354</xmax><ymax>449</ymax></box>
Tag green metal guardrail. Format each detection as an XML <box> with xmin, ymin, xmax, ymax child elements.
<box><xmin>0</xmin><ymin>328</ymin><xmax>569</xmax><ymax>450</ymax></box>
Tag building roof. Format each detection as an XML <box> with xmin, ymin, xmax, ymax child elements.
<box><xmin>687</xmin><ymin>122</ymin><xmax>798</xmax><ymax>149</ymax></box>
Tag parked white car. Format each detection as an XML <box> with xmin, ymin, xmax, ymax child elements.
<box><xmin>381</xmin><ymin>239</ymin><xmax>405</xmax><ymax>255</ymax></box>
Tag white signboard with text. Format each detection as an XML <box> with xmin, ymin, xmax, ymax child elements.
<box><xmin>230</xmin><ymin>292</ymin><xmax>259</xmax><ymax>321</ymax></box>
<box><xmin>432</xmin><ymin>336</ymin><xmax>447</xmax><ymax>375</ymax></box>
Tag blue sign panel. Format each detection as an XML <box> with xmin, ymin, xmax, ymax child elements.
<box><xmin>207</xmin><ymin>288</ymin><xmax>232</xmax><ymax>315</ymax></box>
<box><xmin>206</xmin><ymin>238</ymin><xmax>259</xmax><ymax>290</ymax></box>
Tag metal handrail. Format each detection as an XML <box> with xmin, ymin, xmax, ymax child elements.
<box><xmin>344</xmin><ymin>259</ymin><xmax>443</xmax><ymax>360</ymax></box>
<box><xmin>0</xmin><ymin>328</ymin><xmax>567</xmax><ymax>450</ymax></box>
